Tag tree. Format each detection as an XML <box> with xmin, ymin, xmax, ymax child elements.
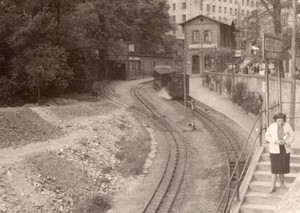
<box><xmin>24</xmin><ymin>44</ymin><xmax>73</xmax><ymax>100</ymax></box>
<box><xmin>136</xmin><ymin>0</ymin><xmax>173</xmax><ymax>54</ymax></box>
<box><xmin>259</xmin><ymin>0</ymin><xmax>282</xmax><ymax>34</ymax></box>
<box><xmin>0</xmin><ymin>0</ymin><xmax>175</xmax><ymax>104</ymax></box>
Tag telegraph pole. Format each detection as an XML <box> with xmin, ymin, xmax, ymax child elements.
<box><xmin>184</xmin><ymin>51</ymin><xmax>187</xmax><ymax>119</ymax></box>
<box><xmin>290</xmin><ymin>0</ymin><xmax>297</xmax><ymax>129</ymax></box>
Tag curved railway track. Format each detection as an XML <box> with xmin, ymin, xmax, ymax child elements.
<box><xmin>178</xmin><ymin>98</ymin><xmax>246</xmax><ymax>212</ymax></box>
<box><xmin>100</xmin><ymin>80</ymin><xmax>245</xmax><ymax>213</ymax></box>
<box><xmin>100</xmin><ymin>81</ymin><xmax>187</xmax><ymax>213</ymax></box>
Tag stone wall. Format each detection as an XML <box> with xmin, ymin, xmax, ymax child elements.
<box><xmin>205</xmin><ymin>72</ymin><xmax>300</xmax><ymax>128</ymax></box>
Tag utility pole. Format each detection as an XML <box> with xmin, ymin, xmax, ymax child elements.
<box><xmin>184</xmin><ymin>50</ymin><xmax>187</xmax><ymax>119</ymax></box>
<box><xmin>290</xmin><ymin>0</ymin><xmax>297</xmax><ymax>129</ymax></box>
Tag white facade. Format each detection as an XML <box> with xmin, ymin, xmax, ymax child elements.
<box><xmin>168</xmin><ymin>0</ymin><xmax>258</xmax><ymax>39</ymax></box>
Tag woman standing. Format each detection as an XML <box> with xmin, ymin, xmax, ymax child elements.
<box><xmin>265</xmin><ymin>113</ymin><xmax>295</xmax><ymax>193</ymax></box>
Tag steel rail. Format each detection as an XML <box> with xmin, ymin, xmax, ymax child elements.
<box><xmin>100</xmin><ymin>81</ymin><xmax>187</xmax><ymax>213</ymax></box>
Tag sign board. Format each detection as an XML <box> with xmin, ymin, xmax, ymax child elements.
<box><xmin>234</xmin><ymin>50</ymin><xmax>242</xmax><ymax>57</ymax></box>
<box><xmin>128</xmin><ymin>44</ymin><xmax>135</xmax><ymax>52</ymax></box>
<box><xmin>263</xmin><ymin>34</ymin><xmax>283</xmax><ymax>60</ymax></box>
<box><xmin>129</xmin><ymin>56</ymin><xmax>140</xmax><ymax>61</ymax></box>
<box><xmin>188</xmin><ymin>43</ymin><xmax>217</xmax><ymax>49</ymax></box>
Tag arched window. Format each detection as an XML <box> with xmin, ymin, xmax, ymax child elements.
<box><xmin>192</xmin><ymin>30</ymin><xmax>200</xmax><ymax>43</ymax></box>
<box><xmin>204</xmin><ymin>30</ymin><xmax>212</xmax><ymax>43</ymax></box>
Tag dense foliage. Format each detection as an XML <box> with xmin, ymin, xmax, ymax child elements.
<box><xmin>0</xmin><ymin>0</ymin><xmax>174</xmax><ymax>104</ymax></box>
<box><xmin>232</xmin><ymin>82</ymin><xmax>263</xmax><ymax>116</ymax></box>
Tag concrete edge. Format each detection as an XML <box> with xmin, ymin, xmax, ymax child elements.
<box><xmin>230</xmin><ymin>146</ymin><xmax>265</xmax><ymax>213</ymax></box>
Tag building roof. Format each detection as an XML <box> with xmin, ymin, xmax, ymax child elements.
<box><xmin>178</xmin><ymin>14</ymin><xmax>232</xmax><ymax>27</ymax></box>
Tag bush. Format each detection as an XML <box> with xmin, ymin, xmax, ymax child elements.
<box><xmin>0</xmin><ymin>76</ymin><xmax>19</xmax><ymax>105</ymax></box>
<box><xmin>232</xmin><ymin>82</ymin><xmax>247</xmax><ymax>106</ymax></box>
<box><xmin>232</xmin><ymin>81</ymin><xmax>263</xmax><ymax>115</ymax></box>
<box><xmin>241</xmin><ymin>92</ymin><xmax>263</xmax><ymax>115</ymax></box>
<box><xmin>72</xmin><ymin>195</ymin><xmax>111</xmax><ymax>213</ymax></box>
<box><xmin>224</xmin><ymin>77</ymin><xmax>232</xmax><ymax>95</ymax></box>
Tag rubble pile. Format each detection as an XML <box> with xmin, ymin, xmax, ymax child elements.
<box><xmin>0</xmin><ymin>99</ymin><xmax>152</xmax><ymax>213</ymax></box>
<box><xmin>0</xmin><ymin>108</ymin><xmax>62</xmax><ymax>148</ymax></box>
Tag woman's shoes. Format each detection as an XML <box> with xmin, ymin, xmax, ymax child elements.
<box><xmin>268</xmin><ymin>187</ymin><xmax>276</xmax><ymax>194</ymax></box>
<box><xmin>280</xmin><ymin>184</ymin><xmax>289</xmax><ymax>190</ymax></box>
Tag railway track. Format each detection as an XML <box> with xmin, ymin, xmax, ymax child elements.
<box><xmin>179</xmin><ymin>97</ymin><xmax>246</xmax><ymax>212</ymax></box>
<box><xmin>100</xmin><ymin>81</ymin><xmax>187</xmax><ymax>213</ymax></box>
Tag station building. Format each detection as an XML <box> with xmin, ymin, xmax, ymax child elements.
<box><xmin>179</xmin><ymin>15</ymin><xmax>237</xmax><ymax>74</ymax></box>
<box><xmin>105</xmin><ymin>54</ymin><xmax>174</xmax><ymax>80</ymax></box>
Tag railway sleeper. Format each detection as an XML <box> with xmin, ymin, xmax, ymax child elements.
<box><xmin>229</xmin><ymin>160</ymin><xmax>247</xmax><ymax>182</ymax></box>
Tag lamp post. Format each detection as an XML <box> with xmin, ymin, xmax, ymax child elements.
<box><xmin>191</xmin><ymin>100</ymin><xmax>196</xmax><ymax>130</ymax></box>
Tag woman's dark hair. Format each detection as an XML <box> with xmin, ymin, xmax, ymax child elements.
<box><xmin>273</xmin><ymin>113</ymin><xmax>286</xmax><ymax>122</ymax></box>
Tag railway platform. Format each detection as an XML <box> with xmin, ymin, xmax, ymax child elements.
<box><xmin>189</xmin><ymin>76</ymin><xmax>300</xmax><ymax>213</ymax></box>
<box><xmin>189</xmin><ymin>76</ymin><xmax>256</xmax><ymax>134</ymax></box>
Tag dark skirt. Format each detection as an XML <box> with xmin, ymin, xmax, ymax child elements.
<box><xmin>270</xmin><ymin>145</ymin><xmax>290</xmax><ymax>174</ymax></box>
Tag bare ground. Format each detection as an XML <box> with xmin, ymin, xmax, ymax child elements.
<box><xmin>0</xmin><ymin>93</ymin><xmax>157</xmax><ymax>213</ymax></box>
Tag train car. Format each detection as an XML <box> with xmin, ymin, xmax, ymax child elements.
<box><xmin>153</xmin><ymin>65</ymin><xmax>175</xmax><ymax>89</ymax></box>
<box><xmin>168</xmin><ymin>73</ymin><xmax>189</xmax><ymax>99</ymax></box>
<box><xmin>153</xmin><ymin>65</ymin><xmax>189</xmax><ymax>99</ymax></box>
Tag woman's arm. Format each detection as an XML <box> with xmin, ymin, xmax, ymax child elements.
<box><xmin>265</xmin><ymin>125</ymin><xmax>277</xmax><ymax>144</ymax></box>
<box><xmin>284</xmin><ymin>124</ymin><xmax>295</xmax><ymax>145</ymax></box>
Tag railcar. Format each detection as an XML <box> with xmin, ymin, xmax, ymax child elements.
<box><xmin>153</xmin><ymin>65</ymin><xmax>189</xmax><ymax>99</ymax></box>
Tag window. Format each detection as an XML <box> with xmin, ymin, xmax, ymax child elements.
<box><xmin>204</xmin><ymin>30</ymin><xmax>212</xmax><ymax>43</ymax></box>
<box><xmin>251</xmin><ymin>0</ymin><xmax>254</xmax><ymax>7</ymax></box>
<box><xmin>224</xmin><ymin>7</ymin><xmax>227</xmax><ymax>14</ymax></box>
<box><xmin>235</xmin><ymin>8</ymin><xmax>237</xmax><ymax>15</ymax></box>
<box><xmin>242</xmin><ymin>0</ymin><xmax>244</xmax><ymax>5</ymax></box>
<box><xmin>247</xmin><ymin>10</ymin><xmax>249</xmax><ymax>16</ymax></box>
<box><xmin>219</xmin><ymin>16</ymin><xmax>222</xmax><ymax>20</ymax></box>
<box><xmin>235</xmin><ymin>0</ymin><xmax>237</xmax><ymax>4</ymax></box>
<box><xmin>247</xmin><ymin>0</ymin><xmax>249</xmax><ymax>6</ymax></box>
<box><xmin>230</xmin><ymin>8</ymin><xmax>233</xmax><ymax>15</ymax></box>
<box><xmin>219</xmin><ymin>6</ymin><xmax>222</xmax><ymax>13</ymax></box>
<box><xmin>204</xmin><ymin>56</ymin><xmax>211</xmax><ymax>68</ymax></box>
<box><xmin>206</xmin><ymin>4</ymin><xmax>210</xmax><ymax>12</ymax></box>
<box><xmin>172</xmin><ymin>15</ymin><xmax>176</xmax><ymax>22</ymax></box>
<box><xmin>182</xmin><ymin>2</ymin><xmax>186</xmax><ymax>9</ymax></box>
<box><xmin>200</xmin><ymin>3</ymin><xmax>203</xmax><ymax>10</ymax></box>
<box><xmin>182</xmin><ymin>15</ymin><xmax>186</xmax><ymax>22</ymax></box>
<box><xmin>173</xmin><ymin>3</ymin><xmax>176</xmax><ymax>10</ymax></box>
<box><xmin>212</xmin><ymin>5</ymin><xmax>215</xmax><ymax>12</ymax></box>
<box><xmin>242</xmin><ymin>10</ymin><xmax>244</xmax><ymax>16</ymax></box>
<box><xmin>192</xmin><ymin>30</ymin><xmax>200</xmax><ymax>43</ymax></box>
<box><xmin>130</xmin><ymin>61</ymin><xmax>141</xmax><ymax>71</ymax></box>
<box><xmin>224</xmin><ymin>0</ymin><xmax>226</xmax><ymax>2</ymax></box>
<box><xmin>230</xmin><ymin>0</ymin><xmax>232</xmax><ymax>3</ymax></box>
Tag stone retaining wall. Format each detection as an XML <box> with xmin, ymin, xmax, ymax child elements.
<box><xmin>204</xmin><ymin>73</ymin><xmax>300</xmax><ymax>128</ymax></box>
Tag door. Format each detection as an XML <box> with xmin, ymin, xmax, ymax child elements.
<box><xmin>192</xmin><ymin>55</ymin><xmax>200</xmax><ymax>74</ymax></box>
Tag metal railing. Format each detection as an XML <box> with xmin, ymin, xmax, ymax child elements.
<box><xmin>215</xmin><ymin>103</ymin><xmax>279</xmax><ymax>213</ymax></box>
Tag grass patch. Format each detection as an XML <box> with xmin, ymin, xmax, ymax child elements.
<box><xmin>115</xmin><ymin>131</ymin><xmax>151</xmax><ymax>177</ymax></box>
<box><xmin>72</xmin><ymin>195</ymin><xmax>112</xmax><ymax>213</ymax></box>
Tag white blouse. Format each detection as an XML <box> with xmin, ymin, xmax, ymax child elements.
<box><xmin>265</xmin><ymin>122</ymin><xmax>295</xmax><ymax>154</ymax></box>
